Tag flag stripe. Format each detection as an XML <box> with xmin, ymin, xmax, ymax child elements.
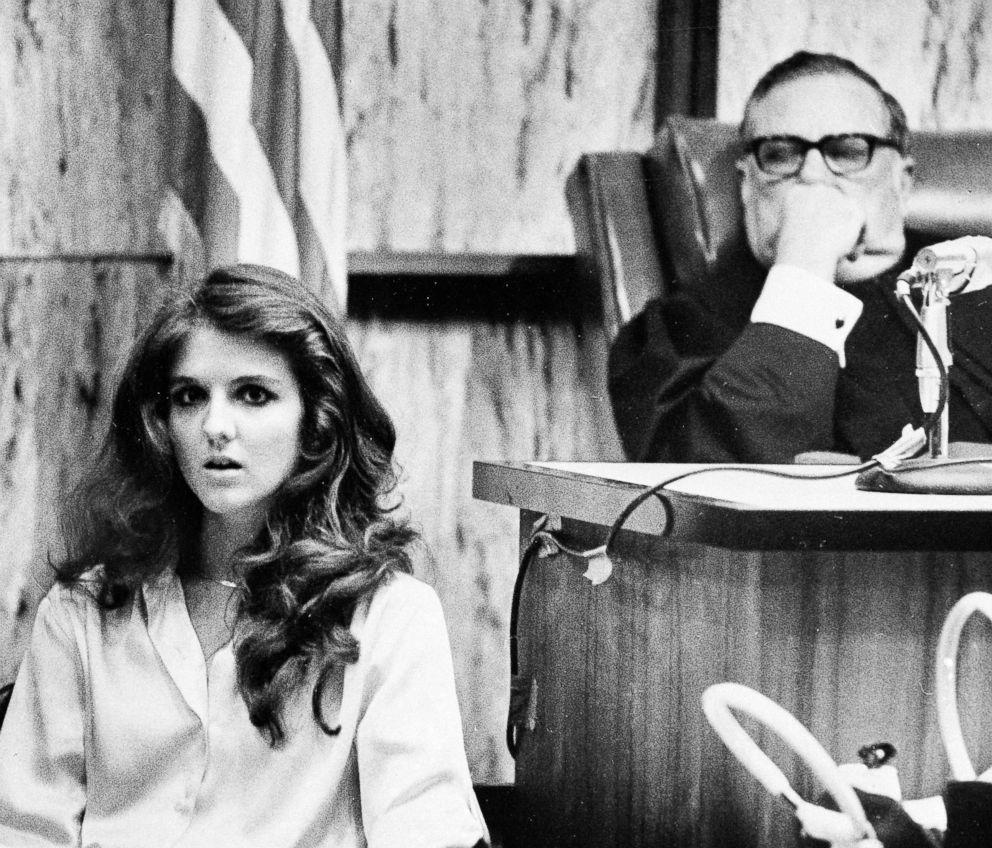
<box><xmin>244</xmin><ymin>5</ymin><xmax>302</xmax><ymax>229</ymax></box>
<box><xmin>167</xmin><ymin>72</ymin><xmax>218</xmax><ymax>233</ymax></box>
<box><xmin>168</xmin><ymin>0</ymin><xmax>346</xmax><ymax>307</ymax></box>
<box><xmin>231</xmin><ymin>0</ymin><xmax>346</xmax><ymax>309</ymax></box>
<box><xmin>176</xmin><ymin>0</ymin><xmax>301</xmax><ymax>275</ymax></box>
<box><xmin>215</xmin><ymin>0</ymin><xmax>300</xmax><ymax>226</ymax></box>
<box><xmin>215</xmin><ymin>0</ymin><xmax>257</xmax><ymax>43</ymax></box>
<box><xmin>280</xmin><ymin>0</ymin><xmax>348</xmax><ymax>309</ymax></box>
<box><xmin>168</xmin><ymin>73</ymin><xmax>244</xmax><ymax>266</ymax></box>
<box><xmin>308</xmin><ymin>0</ymin><xmax>343</xmax><ymax>87</ymax></box>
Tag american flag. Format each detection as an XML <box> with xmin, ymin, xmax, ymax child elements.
<box><xmin>167</xmin><ymin>0</ymin><xmax>347</xmax><ymax>312</ymax></box>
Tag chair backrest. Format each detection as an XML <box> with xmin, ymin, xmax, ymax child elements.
<box><xmin>0</xmin><ymin>682</ymin><xmax>12</xmax><ymax>731</ymax></box>
<box><xmin>567</xmin><ymin>115</ymin><xmax>992</xmax><ymax>341</ymax></box>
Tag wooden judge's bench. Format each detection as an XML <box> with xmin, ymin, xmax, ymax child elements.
<box><xmin>473</xmin><ymin>461</ymin><xmax>992</xmax><ymax>848</ymax></box>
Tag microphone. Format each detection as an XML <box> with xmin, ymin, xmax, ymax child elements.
<box><xmin>895</xmin><ymin>235</ymin><xmax>992</xmax><ymax>458</ymax></box>
<box><xmin>897</xmin><ymin>237</ymin><xmax>992</xmax><ymax>458</ymax></box>
<box><xmin>905</xmin><ymin>235</ymin><xmax>992</xmax><ymax>295</ymax></box>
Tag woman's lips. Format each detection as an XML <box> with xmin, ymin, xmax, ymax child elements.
<box><xmin>204</xmin><ymin>456</ymin><xmax>242</xmax><ymax>470</ymax></box>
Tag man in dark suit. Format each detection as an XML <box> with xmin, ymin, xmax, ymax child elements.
<box><xmin>608</xmin><ymin>51</ymin><xmax>992</xmax><ymax>462</ymax></box>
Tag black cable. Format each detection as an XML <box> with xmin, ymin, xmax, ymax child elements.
<box><xmin>599</xmin><ymin>288</ymin><xmax>965</xmax><ymax>557</ymax></box>
<box><xmin>904</xmin><ymin>291</ymin><xmax>950</xmax><ymax>432</ymax></box>
<box><xmin>506</xmin><ymin>533</ymin><xmax>542</xmax><ymax>759</ymax></box>
<box><xmin>601</xmin><ymin>462</ymin><xmax>877</xmax><ymax>557</ymax></box>
<box><xmin>599</xmin><ymin>449</ymin><xmax>992</xmax><ymax>562</ymax></box>
<box><xmin>896</xmin><ymin>290</ymin><xmax>949</xmax><ymax>436</ymax></box>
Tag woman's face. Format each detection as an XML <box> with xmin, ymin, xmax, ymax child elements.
<box><xmin>167</xmin><ymin>325</ymin><xmax>304</xmax><ymax>530</ymax></box>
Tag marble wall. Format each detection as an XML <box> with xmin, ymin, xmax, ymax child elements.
<box><xmin>344</xmin><ymin>0</ymin><xmax>657</xmax><ymax>252</ymax></box>
<box><xmin>0</xmin><ymin>0</ymin><xmax>166</xmax><ymax>255</ymax></box>
<box><xmin>718</xmin><ymin>0</ymin><xmax>992</xmax><ymax>129</ymax></box>
<box><xmin>0</xmin><ymin>0</ymin><xmax>169</xmax><ymax>678</ymax></box>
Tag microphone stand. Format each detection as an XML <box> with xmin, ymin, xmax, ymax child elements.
<box><xmin>861</xmin><ymin>240</ymin><xmax>992</xmax><ymax>492</ymax></box>
<box><xmin>892</xmin><ymin>238</ymin><xmax>991</xmax><ymax>468</ymax></box>
<box><xmin>916</xmin><ymin>275</ymin><xmax>952</xmax><ymax>459</ymax></box>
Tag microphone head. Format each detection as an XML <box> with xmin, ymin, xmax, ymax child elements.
<box><xmin>911</xmin><ymin>236</ymin><xmax>992</xmax><ymax>295</ymax></box>
<box><xmin>914</xmin><ymin>239</ymin><xmax>979</xmax><ymax>274</ymax></box>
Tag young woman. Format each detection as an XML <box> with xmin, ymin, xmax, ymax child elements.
<box><xmin>0</xmin><ymin>264</ymin><xmax>489</xmax><ymax>848</ymax></box>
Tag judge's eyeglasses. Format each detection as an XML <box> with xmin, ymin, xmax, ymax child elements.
<box><xmin>744</xmin><ymin>133</ymin><xmax>902</xmax><ymax>177</ymax></box>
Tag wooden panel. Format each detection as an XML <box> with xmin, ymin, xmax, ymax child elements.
<box><xmin>717</xmin><ymin>0</ymin><xmax>992</xmax><ymax>130</ymax></box>
<box><xmin>343</xmin><ymin>0</ymin><xmax>657</xmax><ymax>253</ymax></box>
<box><xmin>512</xmin><ymin>511</ymin><xmax>992</xmax><ymax>846</ymax></box>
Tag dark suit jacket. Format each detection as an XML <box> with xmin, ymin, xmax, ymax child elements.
<box><xmin>607</xmin><ymin>250</ymin><xmax>992</xmax><ymax>463</ymax></box>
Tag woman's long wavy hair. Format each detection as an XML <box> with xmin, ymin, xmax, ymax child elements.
<box><xmin>57</xmin><ymin>264</ymin><xmax>416</xmax><ymax>745</ymax></box>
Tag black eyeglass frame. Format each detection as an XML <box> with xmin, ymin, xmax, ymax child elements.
<box><xmin>743</xmin><ymin>133</ymin><xmax>904</xmax><ymax>177</ymax></box>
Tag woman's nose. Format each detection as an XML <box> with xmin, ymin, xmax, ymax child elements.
<box><xmin>202</xmin><ymin>395</ymin><xmax>235</xmax><ymax>444</ymax></box>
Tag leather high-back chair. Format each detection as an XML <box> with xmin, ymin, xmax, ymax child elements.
<box><xmin>567</xmin><ymin>115</ymin><xmax>992</xmax><ymax>343</ymax></box>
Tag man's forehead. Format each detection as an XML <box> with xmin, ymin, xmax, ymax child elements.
<box><xmin>742</xmin><ymin>72</ymin><xmax>892</xmax><ymax>140</ymax></box>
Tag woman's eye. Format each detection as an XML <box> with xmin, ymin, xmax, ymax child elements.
<box><xmin>170</xmin><ymin>385</ymin><xmax>204</xmax><ymax>407</ymax></box>
<box><xmin>239</xmin><ymin>385</ymin><xmax>274</xmax><ymax>406</ymax></box>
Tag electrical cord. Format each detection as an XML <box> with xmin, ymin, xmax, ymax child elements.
<box><xmin>596</xmin><ymin>287</ymin><xmax>960</xmax><ymax>558</ymax></box>
<box><xmin>506</xmin><ymin>534</ymin><xmax>538</xmax><ymax>759</ymax></box>
<box><xmin>896</xmin><ymin>289</ymin><xmax>949</xmax><ymax>433</ymax></box>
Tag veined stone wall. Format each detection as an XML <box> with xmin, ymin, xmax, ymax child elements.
<box><xmin>718</xmin><ymin>0</ymin><xmax>992</xmax><ymax>128</ymax></box>
<box><xmin>344</xmin><ymin>0</ymin><xmax>657</xmax><ymax>253</ymax></box>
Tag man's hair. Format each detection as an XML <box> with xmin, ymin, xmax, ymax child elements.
<box><xmin>742</xmin><ymin>51</ymin><xmax>909</xmax><ymax>153</ymax></box>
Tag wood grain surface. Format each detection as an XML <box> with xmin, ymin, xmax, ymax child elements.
<box><xmin>512</xmin><ymin>511</ymin><xmax>992</xmax><ymax>847</ymax></box>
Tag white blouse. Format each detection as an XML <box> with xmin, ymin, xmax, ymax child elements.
<box><xmin>0</xmin><ymin>569</ymin><xmax>488</xmax><ymax>848</ymax></box>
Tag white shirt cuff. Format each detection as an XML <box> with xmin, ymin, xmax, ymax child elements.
<box><xmin>750</xmin><ymin>264</ymin><xmax>864</xmax><ymax>367</ymax></box>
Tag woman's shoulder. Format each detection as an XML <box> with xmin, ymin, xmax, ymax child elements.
<box><xmin>346</xmin><ymin>572</ymin><xmax>459</xmax><ymax>694</ymax></box>
<box><xmin>370</xmin><ymin>570</ymin><xmax>441</xmax><ymax>613</ymax></box>
<box><xmin>354</xmin><ymin>571</ymin><xmax>446</xmax><ymax>638</ymax></box>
